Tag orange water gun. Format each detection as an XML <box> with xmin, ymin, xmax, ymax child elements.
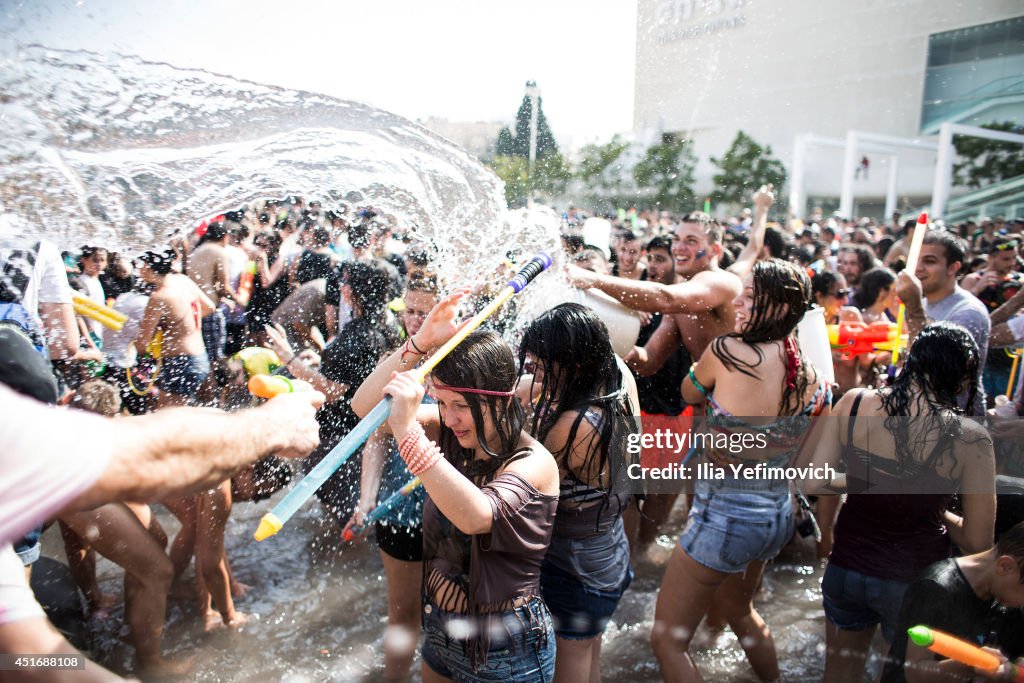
<box><xmin>828</xmin><ymin>320</ymin><xmax>901</xmax><ymax>359</ymax></box>
<box><xmin>908</xmin><ymin>625</ymin><xmax>1024</xmax><ymax>681</ymax></box>
<box><xmin>248</xmin><ymin>374</ymin><xmax>314</xmax><ymax>398</ymax></box>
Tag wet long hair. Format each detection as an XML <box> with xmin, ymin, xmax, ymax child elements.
<box><xmin>880</xmin><ymin>321</ymin><xmax>981</xmax><ymax>474</ymax></box>
<box><xmin>432</xmin><ymin>329</ymin><xmax>526</xmax><ymax>483</ymax></box>
<box><xmin>518</xmin><ymin>303</ymin><xmax>632</xmax><ymax>494</ymax></box>
<box><xmin>712</xmin><ymin>258</ymin><xmax>814</xmax><ymax>416</ymax></box>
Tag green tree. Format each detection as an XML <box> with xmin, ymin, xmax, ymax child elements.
<box><xmin>633</xmin><ymin>136</ymin><xmax>698</xmax><ymax>212</ymax></box>
<box><xmin>575</xmin><ymin>135</ymin><xmax>631</xmax><ymax>211</ymax></box>
<box><xmin>710</xmin><ymin>131</ymin><xmax>786</xmax><ymax>206</ymax></box>
<box><xmin>489</xmin><ymin>152</ymin><xmax>572</xmax><ymax>208</ymax></box>
<box><xmin>489</xmin><ymin>155</ymin><xmax>531</xmax><ymax>207</ymax></box>
<box><xmin>489</xmin><ymin>85</ymin><xmax>570</xmax><ymax>206</ymax></box>
<box><xmin>510</xmin><ymin>94</ymin><xmax>559</xmax><ymax>159</ymax></box>
<box><xmin>495</xmin><ymin>127</ymin><xmax>515</xmax><ymax>157</ymax></box>
<box><xmin>952</xmin><ymin>122</ymin><xmax>1024</xmax><ymax>189</ymax></box>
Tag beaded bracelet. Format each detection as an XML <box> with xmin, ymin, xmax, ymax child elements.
<box><xmin>398</xmin><ymin>422</ymin><xmax>443</xmax><ymax>475</ymax></box>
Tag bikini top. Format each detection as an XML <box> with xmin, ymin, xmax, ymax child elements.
<box><xmin>693</xmin><ymin>370</ymin><xmax>831</xmax><ymax>464</ymax></box>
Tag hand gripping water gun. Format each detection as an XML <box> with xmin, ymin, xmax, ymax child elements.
<box><xmin>828</xmin><ymin>320</ymin><xmax>902</xmax><ymax>359</ymax></box>
<box><xmin>72</xmin><ymin>293</ymin><xmax>127</xmax><ymax>331</ymax></box>
<box><xmin>890</xmin><ymin>212</ymin><xmax>929</xmax><ymax>372</ymax></box>
<box><xmin>252</xmin><ymin>252</ymin><xmax>553</xmax><ymax>541</ymax></box>
<box><xmin>343</xmin><ymin>476</ymin><xmax>423</xmax><ymax>542</ymax></box>
<box><xmin>907</xmin><ymin>626</ymin><xmax>1024</xmax><ymax>681</ymax></box>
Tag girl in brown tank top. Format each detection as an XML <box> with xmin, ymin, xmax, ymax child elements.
<box><xmin>351</xmin><ymin>293</ymin><xmax>560</xmax><ymax>682</ymax></box>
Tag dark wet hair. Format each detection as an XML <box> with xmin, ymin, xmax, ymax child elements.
<box><xmin>138</xmin><ymin>249</ymin><xmax>177</xmax><ymax>275</ymax></box>
<box><xmin>811</xmin><ymin>270</ymin><xmax>842</xmax><ymax>300</ymax></box>
<box><xmin>519</xmin><ymin>303</ymin><xmax>632</xmax><ymax>497</ymax></box>
<box><xmin>432</xmin><ymin>330</ymin><xmax>525</xmax><ymax>478</ymax></box>
<box><xmin>764</xmin><ymin>227</ymin><xmax>789</xmax><ymax>259</ymax></box>
<box><xmin>646</xmin><ymin>236</ymin><xmax>672</xmax><ymax>254</ymax></box>
<box><xmin>344</xmin><ymin>259</ymin><xmax>396</xmax><ymax>326</ymax></box>
<box><xmin>996</xmin><ymin>521</ymin><xmax>1024</xmax><ymax>582</ymax></box>
<box><xmin>881</xmin><ymin>321</ymin><xmax>981</xmax><ymax>476</ymax></box>
<box><xmin>853</xmin><ymin>267</ymin><xmax>895</xmax><ymax>310</ymax></box>
<box><xmin>405</xmin><ymin>271</ymin><xmax>438</xmax><ymax>294</ymax></box>
<box><xmin>79</xmin><ymin>245</ymin><xmax>108</xmax><ymax>260</ymax></box>
<box><xmin>922</xmin><ymin>230</ymin><xmax>966</xmax><ymax>266</ymax></box>
<box><xmin>713</xmin><ymin>259</ymin><xmax>814</xmax><ymax>416</ymax></box>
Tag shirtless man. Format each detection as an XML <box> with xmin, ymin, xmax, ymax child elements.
<box><xmin>134</xmin><ymin>249</ymin><xmax>246</xmax><ymax>630</ymax></box>
<box><xmin>186</xmin><ymin>222</ymin><xmax>240</xmax><ymax>385</ymax></box>
<box><xmin>571</xmin><ymin>187</ymin><xmax>774</xmax><ymax>373</ymax></box>
<box><xmin>135</xmin><ymin>250</ymin><xmax>212</xmax><ymax>409</ymax></box>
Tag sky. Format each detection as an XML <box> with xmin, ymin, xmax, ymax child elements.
<box><xmin>1</xmin><ymin>0</ymin><xmax>638</xmax><ymax>150</ymax></box>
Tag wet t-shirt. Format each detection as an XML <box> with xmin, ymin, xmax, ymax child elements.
<box><xmin>881</xmin><ymin>558</ymin><xmax>1024</xmax><ymax>682</ymax></box>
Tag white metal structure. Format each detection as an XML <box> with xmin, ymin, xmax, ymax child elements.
<box><xmin>930</xmin><ymin>122</ymin><xmax>1024</xmax><ymax>219</ymax></box>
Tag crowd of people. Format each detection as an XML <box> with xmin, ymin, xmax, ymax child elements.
<box><xmin>1</xmin><ymin>189</ymin><xmax>1023</xmax><ymax>682</ymax></box>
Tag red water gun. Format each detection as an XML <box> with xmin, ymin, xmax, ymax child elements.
<box><xmin>828</xmin><ymin>320</ymin><xmax>899</xmax><ymax>359</ymax></box>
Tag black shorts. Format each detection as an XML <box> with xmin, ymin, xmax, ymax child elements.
<box><xmin>375</xmin><ymin>522</ymin><xmax>423</xmax><ymax>562</ymax></box>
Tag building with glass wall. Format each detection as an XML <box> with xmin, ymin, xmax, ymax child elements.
<box><xmin>633</xmin><ymin>1</ymin><xmax>1023</xmax><ymax>216</ymax></box>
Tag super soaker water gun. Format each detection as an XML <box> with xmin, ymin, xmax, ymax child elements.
<box><xmin>251</xmin><ymin>252</ymin><xmax>553</xmax><ymax>542</ymax></box>
<box><xmin>248</xmin><ymin>374</ymin><xmax>314</xmax><ymax>397</ymax></box>
<box><xmin>828</xmin><ymin>320</ymin><xmax>903</xmax><ymax>359</ymax></box>
<box><xmin>908</xmin><ymin>626</ymin><xmax>1024</xmax><ymax>681</ymax></box>
<box><xmin>343</xmin><ymin>476</ymin><xmax>423</xmax><ymax>542</ymax></box>
<box><xmin>72</xmin><ymin>293</ymin><xmax>127</xmax><ymax>331</ymax></box>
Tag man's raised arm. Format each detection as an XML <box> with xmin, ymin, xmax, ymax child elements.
<box><xmin>569</xmin><ymin>265</ymin><xmax>738</xmax><ymax>315</ymax></box>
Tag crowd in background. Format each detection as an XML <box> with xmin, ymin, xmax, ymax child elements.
<box><xmin>2</xmin><ymin>190</ymin><xmax>1024</xmax><ymax>683</ymax></box>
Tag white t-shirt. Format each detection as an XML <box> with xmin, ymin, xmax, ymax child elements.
<box><xmin>0</xmin><ymin>235</ymin><xmax>72</xmax><ymax>321</ymax></box>
<box><xmin>0</xmin><ymin>384</ymin><xmax>113</xmax><ymax>549</ymax></box>
<box><xmin>102</xmin><ymin>290</ymin><xmax>150</xmax><ymax>368</ymax></box>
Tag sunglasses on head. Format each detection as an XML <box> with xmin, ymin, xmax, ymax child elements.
<box><xmin>993</xmin><ymin>240</ymin><xmax>1019</xmax><ymax>251</ymax></box>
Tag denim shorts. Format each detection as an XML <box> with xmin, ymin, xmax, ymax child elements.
<box><xmin>156</xmin><ymin>353</ymin><xmax>210</xmax><ymax>398</ymax></box>
<box><xmin>421</xmin><ymin>597</ymin><xmax>555</xmax><ymax>682</ymax></box>
<box><xmin>821</xmin><ymin>563</ymin><xmax>910</xmax><ymax>644</ymax></box>
<box><xmin>540</xmin><ymin>560</ymin><xmax>632</xmax><ymax>640</ymax></box>
<box><xmin>679</xmin><ymin>478</ymin><xmax>794</xmax><ymax>574</ymax></box>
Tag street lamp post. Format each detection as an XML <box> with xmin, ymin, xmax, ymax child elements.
<box><xmin>525</xmin><ymin>80</ymin><xmax>540</xmax><ymax>205</ymax></box>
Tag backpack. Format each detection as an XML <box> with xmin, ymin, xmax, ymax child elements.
<box><xmin>0</xmin><ymin>301</ymin><xmax>47</xmax><ymax>357</ymax></box>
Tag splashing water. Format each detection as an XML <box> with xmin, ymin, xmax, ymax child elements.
<box><xmin>11</xmin><ymin>44</ymin><xmax>841</xmax><ymax>682</ymax></box>
<box><xmin>0</xmin><ymin>45</ymin><xmax>561</xmax><ymax>293</ymax></box>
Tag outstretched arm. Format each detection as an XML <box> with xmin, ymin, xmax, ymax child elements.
<box><xmin>77</xmin><ymin>392</ymin><xmax>324</xmax><ymax>508</ymax></box>
<box><xmin>570</xmin><ymin>266</ymin><xmax>738</xmax><ymax>315</ymax></box>
<box><xmin>728</xmin><ymin>184</ymin><xmax>774</xmax><ymax>279</ymax></box>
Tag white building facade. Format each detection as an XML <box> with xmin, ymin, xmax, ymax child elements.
<box><xmin>633</xmin><ymin>0</ymin><xmax>1024</xmax><ymax>217</ymax></box>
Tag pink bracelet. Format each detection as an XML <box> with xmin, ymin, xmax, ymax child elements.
<box><xmin>398</xmin><ymin>423</ymin><xmax>443</xmax><ymax>475</ymax></box>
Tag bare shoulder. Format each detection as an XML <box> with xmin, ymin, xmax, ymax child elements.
<box><xmin>502</xmin><ymin>437</ymin><xmax>560</xmax><ymax>496</ymax></box>
<box><xmin>544</xmin><ymin>408</ymin><xmax>599</xmax><ymax>453</ymax></box>
<box><xmin>960</xmin><ymin>417</ymin><xmax>994</xmax><ymax>449</ymax></box>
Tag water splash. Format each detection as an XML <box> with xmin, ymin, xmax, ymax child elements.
<box><xmin>0</xmin><ymin>45</ymin><xmax>560</xmax><ymax>264</ymax></box>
